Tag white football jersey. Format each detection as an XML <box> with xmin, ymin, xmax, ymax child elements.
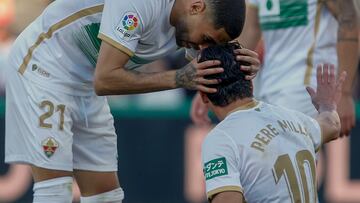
<box><xmin>8</xmin><ymin>0</ymin><xmax>177</xmax><ymax>96</ymax></box>
<box><xmin>248</xmin><ymin>0</ymin><xmax>338</xmax><ymax>95</ymax></box>
<box><xmin>202</xmin><ymin>101</ymin><xmax>321</xmax><ymax>203</ymax></box>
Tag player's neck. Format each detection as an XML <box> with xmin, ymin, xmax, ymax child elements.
<box><xmin>213</xmin><ymin>98</ymin><xmax>258</xmax><ymax>120</ymax></box>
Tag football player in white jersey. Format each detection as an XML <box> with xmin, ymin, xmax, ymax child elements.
<box><xmin>198</xmin><ymin>43</ymin><xmax>345</xmax><ymax>203</ymax></box>
<box><xmin>4</xmin><ymin>0</ymin><xmax>261</xmax><ymax>202</ymax></box>
<box><xmin>190</xmin><ymin>1</ymin><xmax>359</xmax><ymax>200</ymax></box>
<box><xmin>192</xmin><ymin>0</ymin><xmax>358</xmax><ymax>135</ymax></box>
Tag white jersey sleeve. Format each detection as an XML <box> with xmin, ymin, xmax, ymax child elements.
<box><xmin>202</xmin><ymin>129</ymin><xmax>243</xmax><ymax>200</ymax></box>
<box><xmin>295</xmin><ymin>111</ymin><xmax>322</xmax><ymax>152</ymax></box>
<box><xmin>99</xmin><ymin>0</ymin><xmax>146</xmax><ymax>56</ymax></box>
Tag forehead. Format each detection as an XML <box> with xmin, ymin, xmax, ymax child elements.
<box><xmin>210</xmin><ymin>28</ymin><xmax>232</xmax><ymax>44</ymax></box>
<box><xmin>200</xmin><ymin>21</ymin><xmax>232</xmax><ymax>43</ymax></box>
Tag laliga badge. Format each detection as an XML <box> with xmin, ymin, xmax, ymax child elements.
<box><xmin>42</xmin><ymin>137</ymin><xmax>59</xmax><ymax>158</ymax></box>
<box><xmin>116</xmin><ymin>12</ymin><xmax>139</xmax><ymax>40</ymax></box>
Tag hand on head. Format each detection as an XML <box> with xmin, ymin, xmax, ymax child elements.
<box><xmin>189</xmin><ymin>42</ymin><xmax>260</xmax><ymax>126</ymax></box>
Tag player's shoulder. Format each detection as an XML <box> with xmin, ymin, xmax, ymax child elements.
<box><xmin>205</xmin><ymin>127</ymin><xmax>226</xmax><ymax>142</ymax></box>
<box><xmin>266</xmin><ymin>102</ymin><xmax>306</xmax><ymax>117</ymax></box>
<box><xmin>203</xmin><ymin>127</ymin><xmax>232</xmax><ymax>148</ymax></box>
<box><xmin>268</xmin><ymin>103</ymin><xmax>318</xmax><ymax>128</ymax></box>
<box><xmin>104</xmin><ymin>0</ymin><xmax>166</xmax><ymax>16</ymax></box>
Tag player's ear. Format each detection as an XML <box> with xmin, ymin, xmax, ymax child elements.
<box><xmin>199</xmin><ymin>91</ymin><xmax>210</xmax><ymax>104</ymax></box>
<box><xmin>189</xmin><ymin>0</ymin><xmax>206</xmax><ymax>15</ymax></box>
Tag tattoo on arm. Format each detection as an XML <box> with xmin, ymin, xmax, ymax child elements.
<box><xmin>175</xmin><ymin>63</ymin><xmax>197</xmax><ymax>89</ymax></box>
<box><xmin>324</xmin><ymin>0</ymin><xmax>359</xmax><ymax>43</ymax></box>
<box><xmin>337</xmin><ymin>37</ymin><xmax>359</xmax><ymax>42</ymax></box>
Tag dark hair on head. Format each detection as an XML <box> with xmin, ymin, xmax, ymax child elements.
<box><xmin>206</xmin><ymin>0</ymin><xmax>246</xmax><ymax>39</ymax></box>
<box><xmin>198</xmin><ymin>42</ymin><xmax>253</xmax><ymax>107</ymax></box>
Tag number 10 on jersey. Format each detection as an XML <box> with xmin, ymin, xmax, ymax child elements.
<box><xmin>273</xmin><ymin>150</ymin><xmax>317</xmax><ymax>203</ymax></box>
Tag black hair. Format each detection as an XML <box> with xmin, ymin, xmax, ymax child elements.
<box><xmin>198</xmin><ymin>42</ymin><xmax>253</xmax><ymax>107</ymax></box>
<box><xmin>206</xmin><ymin>0</ymin><xmax>246</xmax><ymax>39</ymax></box>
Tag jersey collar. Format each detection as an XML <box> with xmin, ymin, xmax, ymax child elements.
<box><xmin>226</xmin><ymin>99</ymin><xmax>260</xmax><ymax>117</ymax></box>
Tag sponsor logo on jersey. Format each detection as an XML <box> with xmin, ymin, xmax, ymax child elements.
<box><xmin>42</xmin><ymin>137</ymin><xmax>59</xmax><ymax>158</ymax></box>
<box><xmin>32</xmin><ymin>64</ymin><xmax>50</xmax><ymax>78</ymax></box>
<box><xmin>259</xmin><ymin>0</ymin><xmax>308</xmax><ymax>30</ymax></box>
<box><xmin>203</xmin><ymin>157</ymin><xmax>228</xmax><ymax>180</ymax></box>
<box><xmin>116</xmin><ymin>12</ymin><xmax>139</xmax><ymax>40</ymax></box>
<box><xmin>259</xmin><ymin>0</ymin><xmax>280</xmax><ymax>17</ymax></box>
<box><xmin>122</xmin><ymin>13</ymin><xmax>138</xmax><ymax>31</ymax></box>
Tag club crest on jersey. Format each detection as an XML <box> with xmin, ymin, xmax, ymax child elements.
<box><xmin>116</xmin><ymin>12</ymin><xmax>139</xmax><ymax>39</ymax></box>
<box><xmin>42</xmin><ymin>137</ymin><xmax>59</xmax><ymax>158</ymax></box>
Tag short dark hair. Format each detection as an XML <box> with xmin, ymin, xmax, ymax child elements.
<box><xmin>199</xmin><ymin>43</ymin><xmax>253</xmax><ymax>107</ymax></box>
<box><xmin>206</xmin><ymin>0</ymin><xmax>246</xmax><ymax>39</ymax></box>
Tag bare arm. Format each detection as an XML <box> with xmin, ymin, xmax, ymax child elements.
<box><xmin>211</xmin><ymin>191</ymin><xmax>244</xmax><ymax>203</ymax></box>
<box><xmin>236</xmin><ymin>4</ymin><xmax>262</xmax><ymax>50</ymax></box>
<box><xmin>316</xmin><ymin>109</ymin><xmax>341</xmax><ymax>144</ymax></box>
<box><xmin>94</xmin><ymin>42</ymin><xmax>223</xmax><ymax>95</ymax></box>
<box><xmin>306</xmin><ymin>64</ymin><xmax>346</xmax><ymax>144</ymax></box>
<box><xmin>324</xmin><ymin>0</ymin><xmax>359</xmax><ymax>136</ymax></box>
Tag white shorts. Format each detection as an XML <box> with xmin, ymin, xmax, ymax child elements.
<box><xmin>5</xmin><ymin>67</ymin><xmax>118</xmax><ymax>172</ymax></box>
<box><xmin>256</xmin><ymin>86</ymin><xmax>318</xmax><ymax>118</ymax></box>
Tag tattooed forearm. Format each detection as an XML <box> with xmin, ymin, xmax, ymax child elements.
<box><xmin>338</xmin><ymin>1</ymin><xmax>357</xmax><ymax>30</ymax></box>
<box><xmin>324</xmin><ymin>0</ymin><xmax>358</xmax><ymax>23</ymax></box>
<box><xmin>324</xmin><ymin>0</ymin><xmax>359</xmax><ymax>42</ymax></box>
<box><xmin>175</xmin><ymin>63</ymin><xmax>197</xmax><ymax>90</ymax></box>
<box><xmin>337</xmin><ymin>37</ymin><xmax>359</xmax><ymax>43</ymax></box>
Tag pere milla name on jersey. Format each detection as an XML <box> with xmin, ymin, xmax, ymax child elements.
<box><xmin>251</xmin><ymin>119</ymin><xmax>311</xmax><ymax>153</ymax></box>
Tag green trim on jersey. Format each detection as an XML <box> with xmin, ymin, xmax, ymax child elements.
<box><xmin>74</xmin><ymin>23</ymin><xmax>152</xmax><ymax>68</ymax></box>
<box><xmin>259</xmin><ymin>0</ymin><xmax>308</xmax><ymax>30</ymax></box>
<box><xmin>73</xmin><ymin>23</ymin><xmax>102</xmax><ymax>67</ymax></box>
<box><xmin>130</xmin><ymin>55</ymin><xmax>153</xmax><ymax>65</ymax></box>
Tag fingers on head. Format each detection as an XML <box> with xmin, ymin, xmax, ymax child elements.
<box><xmin>198</xmin><ymin>85</ymin><xmax>217</xmax><ymax>93</ymax></box>
<box><xmin>198</xmin><ymin>60</ymin><xmax>221</xmax><ymax>69</ymax></box>
<box><xmin>198</xmin><ymin>67</ymin><xmax>223</xmax><ymax>76</ymax></box>
<box><xmin>234</xmin><ymin>48</ymin><xmax>259</xmax><ymax>57</ymax></box>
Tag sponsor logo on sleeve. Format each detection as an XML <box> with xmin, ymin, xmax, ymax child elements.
<box><xmin>203</xmin><ymin>157</ymin><xmax>228</xmax><ymax>180</ymax></box>
<box><xmin>115</xmin><ymin>12</ymin><xmax>140</xmax><ymax>40</ymax></box>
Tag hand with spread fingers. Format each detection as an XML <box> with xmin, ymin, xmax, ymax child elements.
<box><xmin>306</xmin><ymin>64</ymin><xmax>347</xmax><ymax>116</ymax></box>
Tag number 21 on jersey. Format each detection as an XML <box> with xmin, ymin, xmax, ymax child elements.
<box><xmin>39</xmin><ymin>100</ymin><xmax>66</xmax><ymax>131</ymax></box>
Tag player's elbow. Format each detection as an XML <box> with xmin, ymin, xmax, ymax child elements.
<box><xmin>94</xmin><ymin>73</ymin><xmax>110</xmax><ymax>96</ymax></box>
